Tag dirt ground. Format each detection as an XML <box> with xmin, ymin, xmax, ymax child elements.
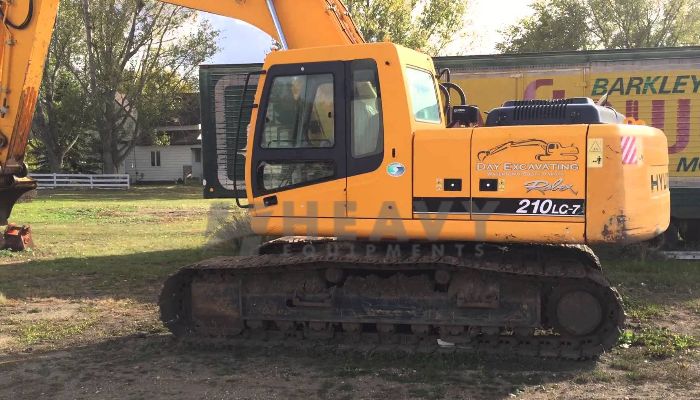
<box><xmin>0</xmin><ymin>330</ymin><xmax>698</xmax><ymax>399</ymax></box>
<box><xmin>0</xmin><ymin>187</ymin><xmax>698</xmax><ymax>399</ymax></box>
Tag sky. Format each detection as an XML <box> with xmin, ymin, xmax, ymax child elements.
<box><xmin>199</xmin><ymin>0</ymin><xmax>535</xmax><ymax>65</ymax></box>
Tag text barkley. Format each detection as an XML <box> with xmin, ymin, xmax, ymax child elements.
<box><xmin>591</xmin><ymin>76</ymin><xmax>700</xmax><ymax>96</ymax></box>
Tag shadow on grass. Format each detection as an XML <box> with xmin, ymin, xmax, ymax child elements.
<box><xmin>0</xmin><ymin>334</ymin><xmax>597</xmax><ymax>400</ymax></box>
<box><xmin>0</xmin><ymin>247</ymin><xmax>231</xmax><ymax>303</ymax></box>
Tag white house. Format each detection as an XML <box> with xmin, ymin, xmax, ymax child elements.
<box><xmin>123</xmin><ymin>125</ymin><xmax>203</xmax><ymax>183</ymax></box>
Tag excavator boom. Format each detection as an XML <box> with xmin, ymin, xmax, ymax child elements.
<box><xmin>166</xmin><ymin>0</ymin><xmax>364</xmax><ymax>49</ymax></box>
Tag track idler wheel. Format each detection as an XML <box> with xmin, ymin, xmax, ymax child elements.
<box><xmin>547</xmin><ymin>283</ymin><xmax>623</xmax><ymax>349</ymax></box>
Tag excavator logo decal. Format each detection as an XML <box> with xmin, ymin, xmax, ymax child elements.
<box><xmin>477</xmin><ymin>139</ymin><xmax>580</xmax><ymax>162</ymax></box>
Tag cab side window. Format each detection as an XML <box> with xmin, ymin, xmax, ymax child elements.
<box><xmin>351</xmin><ymin>62</ymin><xmax>383</xmax><ymax>158</ymax></box>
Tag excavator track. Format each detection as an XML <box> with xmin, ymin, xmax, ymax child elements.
<box><xmin>160</xmin><ymin>239</ymin><xmax>624</xmax><ymax>360</ymax></box>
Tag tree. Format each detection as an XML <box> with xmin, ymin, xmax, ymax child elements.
<box><xmin>496</xmin><ymin>0</ymin><xmax>590</xmax><ymax>53</ymax></box>
<box><xmin>75</xmin><ymin>0</ymin><xmax>218</xmax><ymax>173</ymax></box>
<box><xmin>346</xmin><ymin>0</ymin><xmax>469</xmax><ymax>55</ymax></box>
<box><xmin>31</xmin><ymin>0</ymin><xmax>92</xmax><ymax>172</ymax></box>
<box><xmin>497</xmin><ymin>0</ymin><xmax>700</xmax><ymax>53</ymax></box>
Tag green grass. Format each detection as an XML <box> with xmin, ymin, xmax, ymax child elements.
<box><xmin>573</xmin><ymin>369</ymin><xmax>614</xmax><ymax>384</ymax></box>
<box><xmin>684</xmin><ymin>299</ymin><xmax>700</xmax><ymax>315</ymax></box>
<box><xmin>626</xmin><ymin>300</ymin><xmax>665</xmax><ymax>322</ymax></box>
<box><xmin>599</xmin><ymin>253</ymin><xmax>700</xmax><ymax>292</ymax></box>
<box><xmin>0</xmin><ymin>185</ymin><xmax>240</xmax><ymax>301</ymax></box>
<box><xmin>17</xmin><ymin>306</ymin><xmax>100</xmax><ymax>346</ymax></box>
<box><xmin>17</xmin><ymin>316</ymin><xmax>99</xmax><ymax>346</ymax></box>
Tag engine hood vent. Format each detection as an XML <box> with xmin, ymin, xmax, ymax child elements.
<box><xmin>485</xmin><ymin>97</ymin><xmax>625</xmax><ymax>126</ymax></box>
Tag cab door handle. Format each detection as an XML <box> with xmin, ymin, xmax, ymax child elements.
<box><xmin>263</xmin><ymin>195</ymin><xmax>278</xmax><ymax>207</ymax></box>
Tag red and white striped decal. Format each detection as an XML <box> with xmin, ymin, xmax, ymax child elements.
<box><xmin>621</xmin><ymin>136</ymin><xmax>638</xmax><ymax>164</ymax></box>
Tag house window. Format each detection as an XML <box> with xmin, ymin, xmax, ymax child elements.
<box><xmin>151</xmin><ymin>151</ymin><xmax>161</xmax><ymax>167</ymax></box>
<box><xmin>193</xmin><ymin>148</ymin><xmax>202</xmax><ymax>163</ymax></box>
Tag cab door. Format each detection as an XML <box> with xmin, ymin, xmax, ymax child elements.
<box><xmin>251</xmin><ymin>62</ymin><xmax>347</xmax><ymax>218</ymax></box>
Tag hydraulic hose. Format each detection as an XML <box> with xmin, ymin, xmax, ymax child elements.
<box><xmin>0</xmin><ymin>0</ymin><xmax>33</xmax><ymax>30</ymax></box>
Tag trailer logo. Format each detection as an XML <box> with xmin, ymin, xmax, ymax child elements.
<box><xmin>477</xmin><ymin>139</ymin><xmax>579</xmax><ymax>162</ymax></box>
<box><xmin>525</xmin><ymin>178</ymin><xmax>578</xmax><ymax>195</ymax></box>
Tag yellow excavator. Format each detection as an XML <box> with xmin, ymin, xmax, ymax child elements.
<box><xmin>0</xmin><ymin>0</ymin><xmax>670</xmax><ymax>359</ymax></box>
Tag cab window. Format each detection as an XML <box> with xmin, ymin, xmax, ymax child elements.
<box><xmin>261</xmin><ymin>74</ymin><xmax>335</xmax><ymax>148</ymax></box>
<box><xmin>406</xmin><ymin>67</ymin><xmax>441</xmax><ymax>123</ymax></box>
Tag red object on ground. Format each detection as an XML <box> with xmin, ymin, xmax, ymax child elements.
<box><xmin>3</xmin><ymin>224</ymin><xmax>32</xmax><ymax>251</ymax></box>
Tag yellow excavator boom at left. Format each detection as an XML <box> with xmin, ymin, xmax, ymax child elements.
<box><xmin>0</xmin><ymin>0</ymin><xmax>362</xmax><ymax>223</ymax></box>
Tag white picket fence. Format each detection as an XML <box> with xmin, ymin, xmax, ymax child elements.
<box><xmin>31</xmin><ymin>174</ymin><xmax>130</xmax><ymax>189</ymax></box>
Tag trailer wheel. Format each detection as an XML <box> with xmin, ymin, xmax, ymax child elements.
<box><xmin>681</xmin><ymin>220</ymin><xmax>700</xmax><ymax>244</ymax></box>
<box><xmin>662</xmin><ymin>221</ymin><xmax>681</xmax><ymax>249</ymax></box>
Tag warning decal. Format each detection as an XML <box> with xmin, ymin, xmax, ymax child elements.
<box><xmin>621</xmin><ymin>136</ymin><xmax>639</xmax><ymax>165</ymax></box>
<box><xmin>588</xmin><ymin>138</ymin><xmax>604</xmax><ymax>168</ymax></box>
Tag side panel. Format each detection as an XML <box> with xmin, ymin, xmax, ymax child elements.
<box><xmin>413</xmin><ymin>129</ymin><xmax>472</xmax><ymax>221</ymax></box>
<box><xmin>470</xmin><ymin>125</ymin><xmax>586</xmax><ymax>225</ymax></box>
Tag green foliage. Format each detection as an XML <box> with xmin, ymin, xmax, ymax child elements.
<box><xmin>498</xmin><ymin>0</ymin><xmax>700</xmax><ymax>53</ymax></box>
<box><xmin>346</xmin><ymin>0</ymin><xmax>468</xmax><ymax>55</ymax></box>
<box><xmin>619</xmin><ymin>328</ymin><xmax>698</xmax><ymax>358</ymax></box>
<box><xmin>31</xmin><ymin>0</ymin><xmax>219</xmax><ymax>174</ymax></box>
<box><xmin>152</xmin><ymin>131</ymin><xmax>171</xmax><ymax>146</ymax></box>
<box><xmin>497</xmin><ymin>0</ymin><xmax>590</xmax><ymax>53</ymax></box>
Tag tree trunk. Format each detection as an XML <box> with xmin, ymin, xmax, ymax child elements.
<box><xmin>102</xmin><ymin>150</ymin><xmax>116</xmax><ymax>174</ymax></box>
<box><xmin>32</xmin><ymin>106</ymin><xmax>65</xmax><ymax>173</ymax></box>
<box><xmin>101</xmin><ymin>142</ymin><xmax>116</xmax><ymax>174</ymax></box>
<box><xmin>45</xmin><ymin>150</ymin><xmax>63</xmax><ymax>173</ymax></box>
